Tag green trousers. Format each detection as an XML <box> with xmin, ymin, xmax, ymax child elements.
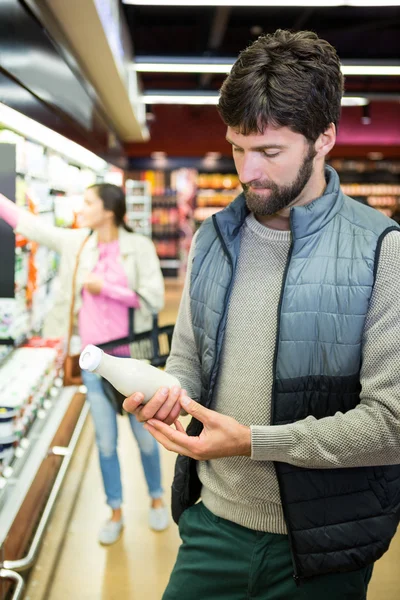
<box><xmin>162</xmin><ymin>503</ymin><xmax>373</xmax><ymax>600</ymax></box>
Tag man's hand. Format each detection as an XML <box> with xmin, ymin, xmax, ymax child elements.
<box><xmin>143</xmin><ymin>394</ymin><xmax>251</xmax><ymax>460</ymax></box>
<box><xmin>83</xmin><ymin>273</ymin><xmax>103</xmax><ymax>295</ymax></box>
<box><xmin>123</xmin><ymin>385</ymin><xmax>185</xmax><ymax>426</ymax></box>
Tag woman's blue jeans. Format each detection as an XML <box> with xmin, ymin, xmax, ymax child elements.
<box><xmin>82</xmin><ymin>370</ymin><xmax>164</xmax><ymax>509</ymax></box>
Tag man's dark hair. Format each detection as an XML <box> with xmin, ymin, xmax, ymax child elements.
<box><xmin>218</xmin><ymin>29</ymin><xmax>344</xmax><ymax>143</ymax></box>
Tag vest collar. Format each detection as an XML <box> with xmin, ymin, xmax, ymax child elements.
<box><xmin>290</xmin><ymin>165</ymin><xmax>344</xmax><ymax>240</ymax></box>
<box><xmin>214</xmin><ymin>165</ymin><xmax>343</xmax><ymax>245</ymax></box>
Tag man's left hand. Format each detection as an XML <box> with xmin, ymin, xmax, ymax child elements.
<box><xmin>143</xmin><ymin>394</ymin><xmax>251</xmax><ymax>460</ymax></box>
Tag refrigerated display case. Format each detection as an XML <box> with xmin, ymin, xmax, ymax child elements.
<box><xmin>126</xmin><ymin>169</ymin><xmax>196</xmax><ymax>277</ymax></box>
<box><xmin>0</xmin><ymin>117</ymin><xmax>108</xmax><ymax>599</ymax></box>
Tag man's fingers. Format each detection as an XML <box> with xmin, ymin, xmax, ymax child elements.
<box><xmin>146</xmin><ymin>419</ymin><xmax>191</xmax><ymax>446</ymax></box>
<box><xmin>122</xmin><ymin>392</ymin><xmax>145</xmax><ymax>413</ymax></box>
<box><xmin>179</xmin><ymin>395</ymin><xmax>213</xmax><ymax>424</ymax></box>
<box><xmin>153</xmin><ymin>386</ymin><xmax>182</xmax><ymax>422</ymax></box>
<box><xmin>174</xmin><ymin>419</ymin><xmax>186</xmax><ymax>433</ymax></box>
<box><xmin>126</xmin><ymin>386</ymin><xmax>170</xmax><ymax>422</ymax></box>
<box><xmin>144</xmin><ymin>423</ymin><xmax>192</xmax><ymax>457</ymax></box>
<box><xmin>163</xmin><ymin>401</ymin><xmax>183</xmax><ymax>426</ymax></box>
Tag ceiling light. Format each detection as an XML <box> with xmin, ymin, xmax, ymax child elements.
<box><xmin>0</xmin><ymin>102</ymin><xmax>107</xmax><ymax>172</ymax></box>
<box><xmin>133</xmin><ymin>61</ymin><xmax>400</xmax><ymax>77</ymax></box>
<box><xmin>124</xmin><ymin>1</ymin><xmax>400</xmax><ymax>6</ymax></box>
<box><xmin>341</xmin><ymin>97</ymin><xmax>369</xmax><ymax>106</ymax></box>
<box><xmin>151</xmin><ymin>151</ymin><xmax>167</xmax><ymax>159</ymax></box>
<box><xmin>134</xmin><ymin>62</ymin><xmax>232</xmax><ymax>74</ymax></box>
<box><xmin>143</xmin><ymin>93</ymin><xmax>220</xmax><ymax>105</ymax></box>
<box><xmin>341</xmin><ymin>65</ymin><xmax>400</xmax><ymax>76</ymax></box>
<box><xmin>142</xmin><ymin>93</ymin><xmax>368</xmax><ymax>107</ymax></box>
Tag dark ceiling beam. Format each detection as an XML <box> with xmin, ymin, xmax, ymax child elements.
<box><xmin>292</xmin><ymin>8</ymin><xmax>314</xmax><ymax>31</ymax></box>
<box><xmin>200</xmin><ymin>7</ymin><xmax>231</xmax><ymax>89</ymax></box>
<box><xmin>325</xmin><ymin>17</ymin><xmax>400</xmax><ymax>36</ymax></box>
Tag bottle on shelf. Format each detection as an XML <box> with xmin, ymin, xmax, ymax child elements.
<box><xmin>79</xmin><ymin>345</ymin><xmax>181</xmax><ymax>403</ymax></box>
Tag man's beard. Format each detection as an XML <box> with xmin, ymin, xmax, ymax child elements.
<box><xmin>242</xmin><ymin>145</ymin><xmax>316</xmax><ymax>217</ymax></box>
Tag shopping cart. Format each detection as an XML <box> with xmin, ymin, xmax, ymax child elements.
<box><xmin>98</xmin><ymin>309</ymin><xmax>175</xmax><ymax>368</ymax></box>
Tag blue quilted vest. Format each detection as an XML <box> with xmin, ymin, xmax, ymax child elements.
<box><xmin>170</xmin><ymin>166</ymin><xmax>400</xmax><ymax>581</ymax></box>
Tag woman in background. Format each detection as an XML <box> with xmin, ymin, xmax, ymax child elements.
<box><xmin>0</xmin><ymin>184</ymin><xmax>171</xmax><ymax>545</ymax></box>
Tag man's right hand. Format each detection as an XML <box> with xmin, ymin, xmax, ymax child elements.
<box><xmin>123</xmin><ymin>385</ymin><xmax>185</xmax><ymax>426</ymax></box>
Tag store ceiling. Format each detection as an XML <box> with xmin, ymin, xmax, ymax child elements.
<box><xmin>122</xmin><ymin>3</ymin><xmax>400</xmax><ymax>160</ymax></box>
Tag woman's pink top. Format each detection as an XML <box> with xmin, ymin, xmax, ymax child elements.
<box><xmin>79</xmin><ymin>240</ymin><xmax>140</xmax><ymax>354</ymax></box>
<box><xmin>0</xmin><ymin>197</ymin><xmax>139</xmax><ymax>356</ymax></box>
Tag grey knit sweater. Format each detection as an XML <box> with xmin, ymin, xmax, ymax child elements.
<box><xmin>166</xmin><ymin>212</ymin><xmax>400</xmax><ymax>534</ymax></box>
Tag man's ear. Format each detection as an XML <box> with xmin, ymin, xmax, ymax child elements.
<box><xmin>315</xmin><ymin>123</ymin><xmax>336</xmax><ymax>159</ymax></box>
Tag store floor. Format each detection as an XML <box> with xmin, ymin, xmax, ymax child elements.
<box><xmin>32</xmin><ymin>279</ymin><xmax>400</xmax><ymax>600</ymax></box>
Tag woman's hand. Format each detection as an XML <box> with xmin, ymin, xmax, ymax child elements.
<box><xmin>83</xmin><ymin>273</ymin><xmax>104</xmax><ymax>295</ymax></box>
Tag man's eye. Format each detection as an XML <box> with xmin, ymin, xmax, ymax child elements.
<box><xmin>263</xmin><ymin>152</ymin><xmax>280</xmax><ymax>158</ymax></box>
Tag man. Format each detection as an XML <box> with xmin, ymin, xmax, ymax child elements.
<box><xmin>124</xmin><ymin>30</ymin><xmax>400</xmax><ymax>599</ymax></box>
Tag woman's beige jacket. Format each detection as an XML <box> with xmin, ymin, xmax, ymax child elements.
<box><xmin>16</xmin><ymin>212</ymin><xmax>165</xmax><ymax>340</ymax></box>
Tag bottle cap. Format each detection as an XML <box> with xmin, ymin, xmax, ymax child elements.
<box><xmin>79</xmin><ymin>345</ymin><xmax>103</xmax><ymax>372</ymax></box>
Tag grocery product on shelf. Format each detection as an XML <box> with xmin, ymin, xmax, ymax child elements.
<box><xmin>0</xmin><ymin>344</ymin><xmax>63</xmax><ymax>474</ymax></box>
<box><xmin>126</xmin><ymin>168</ymin><xmax>197</xmax><ymax>277</ymax></box>
<box><xmin>194</xmin><ymin>172</ymin><xmax>242</xmax><ymax>227</ymax></box>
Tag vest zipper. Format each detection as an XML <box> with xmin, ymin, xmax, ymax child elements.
<box><xmin>207</xmin><ymin>215</ymin><xmax>235</xmax><ymax>403</ymax></box>
<box><xmin>270</xmin><ymin>210</ymin><xmax>303</xmax><ymax>587</ymax></box>
<box><xmin>211</xmin><ymin>211</ymin><xmax>303</xmax><ymax>585</ymax></box>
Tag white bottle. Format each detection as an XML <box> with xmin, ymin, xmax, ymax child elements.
<box><xmin>79</xmin><ymin>345</ymin><xmax>180</xmax><ymax>404</ymax></box>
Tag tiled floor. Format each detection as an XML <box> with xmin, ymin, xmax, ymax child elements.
<box><xmin>41</xmin><ymin>279</ymin><xmax>400</xmax><ymax>599</ymax></box>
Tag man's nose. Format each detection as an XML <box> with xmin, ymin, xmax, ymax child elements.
<box><xmin>238</xmin><ymin>154</ymin><xmax>264</xmax><ymax>185</ymax></box>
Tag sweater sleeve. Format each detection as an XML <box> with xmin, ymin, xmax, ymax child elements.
<box><xmin>165</xmin><ymin>232</ymin><xmax>202</xmax><ymax>402</ymax></box>
<box><xmin>251</xmin><ymin>230</ymin><xmax>400</xmax><ymax>468</ymax></box>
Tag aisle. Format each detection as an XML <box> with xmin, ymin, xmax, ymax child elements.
<box><xmin>43</xmin><ymin>279</ymin><xmax>400</xmax><ymax>600</ymax></box>
<box><xmin>46</xmin><ymin>279</ymin><xmax>184</xmax><ymax>600</ymax></box>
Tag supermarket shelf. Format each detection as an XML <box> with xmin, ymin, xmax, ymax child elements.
<box><xmin>126</xmin><ymin>196</ymin><xmax>148</xmax><ymax>202</ymax></box>
<box><xmin>197</xmin><ymin>187</ymin><xmax>239</xmax><ymax>192</ymax></box>
<box><xmin>127</xmin><ymin>211</ymin><xmax>149</xmax><ymax>218</ymax></box>
<box><xmin>0</xmin><ymin>347</ymin><xmax>14</xmax><ymax>369</ymax></box>
<box><xmin>49</xmin><ymin>189</ymin><xmax>67</xmax><ymax>196</ymax></box>
<box><xmin>152</xmin><ymin>232</ymin><xmax>180</xmax><ymax>240</ymax></box>
<box><xmin>0</xmin><ymin>386</ymin><xmax>79</xmax><ymax>546</ymax></box>
<box><xmin>16</xmin><ymin>173</ymin><xmax>49</xmax><ymax>183</ymax></box>
<box><xmin>160</xmin><ymin>259</ymin><xmax>180</xmax><ymax>268</ymax></box>
<box><xmin>0</xmin><ymin>336</ymin><xmax>27</xmax><ymax>348</ymax></box>
<box><xmin>152</xmin><ymin>203</ymin><xmax>177</xmax><ymax>209</ymax></box>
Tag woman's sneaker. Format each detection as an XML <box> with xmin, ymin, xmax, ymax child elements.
<box><xmin>98</xmin><ymin>518</ymin><xmax>124</xmax><ymax>545</ymax></box>
<box><xmin>149</xmin><ymin>506</ymin><xmax>170</xmax><ymax>532</ymax></box>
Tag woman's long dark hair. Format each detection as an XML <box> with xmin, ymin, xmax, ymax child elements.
<box><xmin>88</xmin><ymin>183</ymin><xmax>133</xmax><ymax>232</ymax></box>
